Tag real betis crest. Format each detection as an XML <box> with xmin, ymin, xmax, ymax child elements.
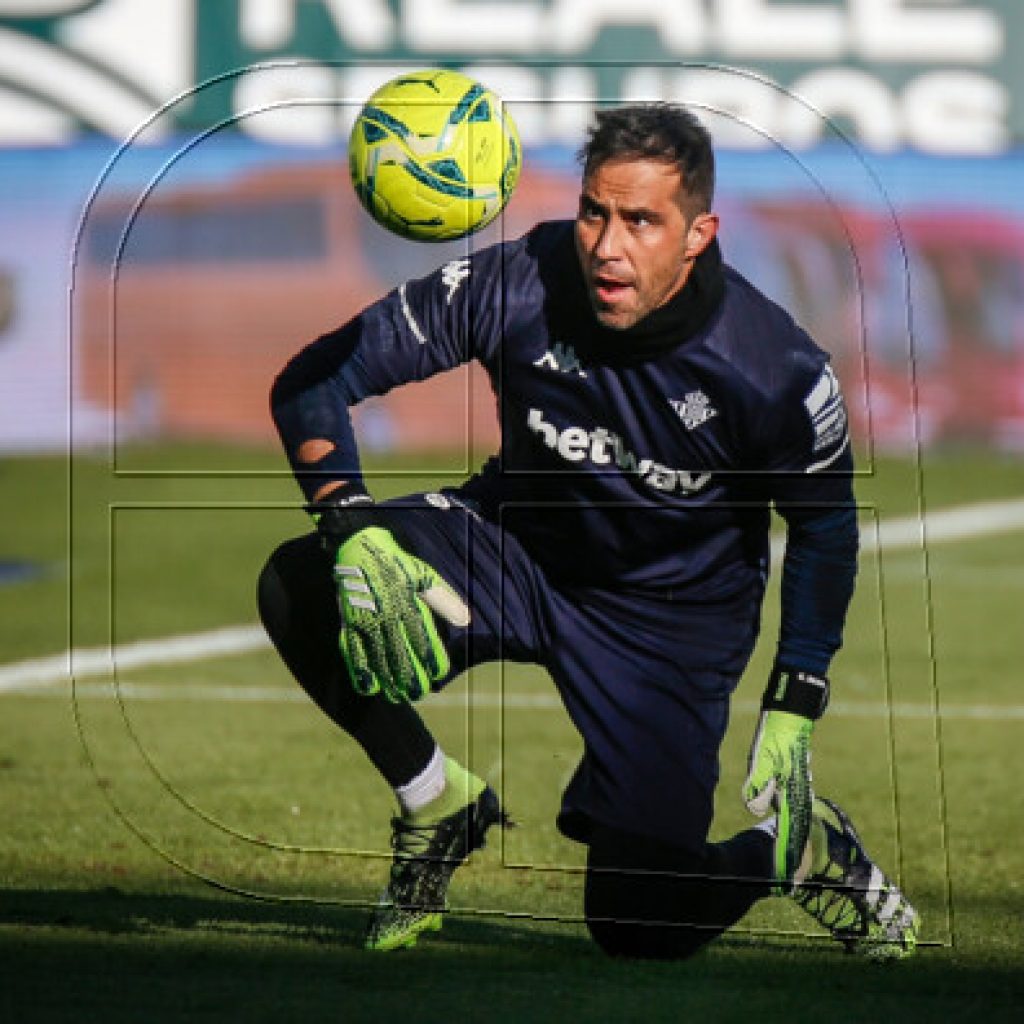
<box><xmin>670</xmin><ymin>391</ymin><xmax>718</xmax><ymax>431</ymax></box>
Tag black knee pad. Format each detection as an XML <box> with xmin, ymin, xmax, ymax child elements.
<box><xmin>584</xmin><ymin>862</ymin><xmax>711</xmax><ymax>961</ymax></box>
<box><xmin>256</xmin><ymin>544</ymin><xmax>287</xmax><ymax>641</ymax></box>
<box><xmin>255</xmin><ymin>532</ymin><xmax>348</xmax><ymax>709</ymax></box>
<box><xmin>583</xmin><ymin>824</ymin><xmax>726</xmax><ymax>961</ymax></box>
<box><xmin>256</xmin><ymin>533</ymin><xmax>332</xmax><ymax>640</ymax></box>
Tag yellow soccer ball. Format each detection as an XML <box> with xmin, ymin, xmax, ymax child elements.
<box><xmin>349</xmin><ymin>69</ymin><xmax>521</xmax><ymax>242</ymax></box>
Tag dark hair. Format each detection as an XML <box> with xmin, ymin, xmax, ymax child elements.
<box><xmin>579</xmin><ymin>104</ymin><xmax>715</xmax><ymax>212</ymax></box>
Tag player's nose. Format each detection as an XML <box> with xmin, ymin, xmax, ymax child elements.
<box><xmin>593</xmin><ymin>216</ymin><xmax>625</xmax><ymax>261</ymax></box>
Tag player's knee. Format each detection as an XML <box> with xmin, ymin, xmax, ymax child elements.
<box><xmin>256</xmin><ymin>546</ymin><xmax>285</xmax><ymax>641</ymax></box>
<box><xmin>584</xmin><ymin>870</ymin><xmax>709</xmax><ymax>960</ymax></box>
<box><xmin>583</xmin><ymin>825</ymin><xmax>717</xmax><ymax>961</ymax></box>
<box><xmin>256</xmin><ymin>539</ymin><xmax>291</xmax><ymax>635</ymax></box>
<box><xmin>256</xmin><ymin>533</ymin><xmax>324</xmax><ymax>643</ymax></box>
<box><xmin>585</xmin><ymin>915</ymin><xmax>705</xmax><ymax>961</ymax></box>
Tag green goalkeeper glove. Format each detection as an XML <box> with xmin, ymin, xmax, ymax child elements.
<box><xmin>333</xmin><ymin>525</ymin><xmax>469</xmax><ymax>703</ymax></box>
<box><xmin>310</xmin><ymin>493</ymin><xmax>471</xmax><ymax>703</ymax></box>
<box><xmin>742</xmin><ymin>667</ymin><xmax>829</xmax><ymax>894</ymax></box>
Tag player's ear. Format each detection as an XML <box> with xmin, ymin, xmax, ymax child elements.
<box><xmin>684</xmin><ymin>211</ymin><xmax>719</xmax><ymax>260</ymax></box>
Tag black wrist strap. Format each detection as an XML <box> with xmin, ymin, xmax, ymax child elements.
<box><xmin>305</xmin><ymin>486</ymin><xmax>377</xmax><ymax>545</ymax></box>
<box><xmin>762</xmin><ymin>665</ymin><xmax>830</xmax><ymax>720</ymax></box>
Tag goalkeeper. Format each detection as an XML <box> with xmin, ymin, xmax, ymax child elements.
<box><xmin>259</xmin><ymin>104</ymin><xmax>918</xmax><ymax>959</ymax></box>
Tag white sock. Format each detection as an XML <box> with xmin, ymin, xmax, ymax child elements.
<box><xmin>394</xmin><ymin>745</ymin><xmax>446</xmax><ymax>815</ymax></box>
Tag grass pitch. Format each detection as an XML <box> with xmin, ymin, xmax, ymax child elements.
<box><xmin>2</xmin><ymin>443</ymin><xmax>1023</xmax><ymax>1022</ymax></box>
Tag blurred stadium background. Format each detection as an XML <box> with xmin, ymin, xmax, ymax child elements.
<box><xmin>2</xmin><ymin>4</ymin><xmax>1024</xmax><ymax>1019</ymax></box>
<box><xmin>2</xmin><ymin>1</ymin><xmax>1023</xmax><ymax>458</ymax></box>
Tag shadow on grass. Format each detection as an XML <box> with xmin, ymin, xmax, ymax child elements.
<box><xmin>0</xmin><ymin>888</ymin><xmax>1021</xmax><ymax>1024</ymax></box>
<box><xmin>0</xmin><ymin>885</ymin><xmax>590</xmax><ymax>951</ymax></box>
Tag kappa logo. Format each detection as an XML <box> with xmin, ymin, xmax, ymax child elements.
<box><xmin>440</xmin><ymin>259</ymin><xmax>470</xmax><ymax>304</ymax></box>
<box><xmin>533</xmin><ymin>341</ymin><xmax>587</xmax><ymax>378</ymax></box>
<box><xmin>425</xmin><ymin>491</ymin><xmax>482</xmax><ymax>521</ymax></box>
<box><xmin>669</xmin><ymin>390</ymin><xmax>717</xmax><ymax>430</ymax></box>
<box><xmin>804</xmin><ymin>365</ymin><xmax>848</xmax><ymax>452</ymax></box>
<box><xmin>527</xmin><ymin>408</ymin><xmax>711</xmax><ymax>496</ymax></box>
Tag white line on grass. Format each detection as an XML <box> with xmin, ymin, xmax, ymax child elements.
<box><xmin>7</xmin><ymin>679</ymin><xmax>1024</xmax><ymax>721</ymax></box>
<box><xmin>768</xmin><ymin>495</ymin><xmax>1024</xmax><ymax>560</ymax></box>
<box><xmin>0</xmin><ymin>625</ymin><xmax>267</xmax><ymax>692</ymax></box>
<box><xmin>3</xmin><ymin>496</ymin><xmax>1024</xmax><ymax>697</ymax></box>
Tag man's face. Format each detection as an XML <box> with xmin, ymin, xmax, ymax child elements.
<box><xmin>574</xmin><ymin>156</ymin><xmax>717</xmax><ymax>331</ymax></box>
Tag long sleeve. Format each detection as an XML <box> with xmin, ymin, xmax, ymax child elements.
<box><xmin>775</xmin><ymin>500</ymin><xmax>858</xmax><ymax>674</ymax></box>
<box><xmin>271</xmin><ymin>316</ymin><xmax>367</xmax><ymax>501</ymax></box>
<box><xmin>759</xmin><ymin>358</ymin><xmax>859</xmax><ymax>676</ymax></box>
<box><xmin>270</xmin><ymin>250</ymin><xmax>501</xmax><ymax>503</ymax></box>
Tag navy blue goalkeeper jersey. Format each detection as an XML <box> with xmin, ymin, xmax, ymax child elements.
<box><xmin>273</xmin><ymin>221</ymin><xmax>857</xmax><ymax>672</ymax></box>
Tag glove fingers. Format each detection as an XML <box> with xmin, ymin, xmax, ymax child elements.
<box><xmin>340</xmin><ymin>628</ymin><xmax>377</xmax><ymax>697</ymax></box>
<box><xmin>377</xmin><ymin>614</ymin><xmax>416</xmax><ymax>702</ymax></box>
<box><xmin>393</xmin><ymin>590</ymin><xmax>455</xmax><ymax>681</ymax></box>
<box><xmin>415</xmin><ymin>595</ymin><xmax>452</xmax><ymax>680</ymax></box>
<box><xmin>378</xmin><ymin>615</ymin><xmax>440</xmax><ymax>703</ymax></box>
<box><xmin>742</xmin><ymin>711</ymin><xmax>772</xmax><ymax>811</ymax></box>
<box><xmin>744</xmin><ymin>778</ymin><xmax>777</xmax><ymax>818</ymax></box>
<box><xmin>420</xmin><ymin>581</ymin><xmax>471</xmax><ymax>629</ymax></box>
<box><xmin>399</xmin><ymin>623</ymin><xmax>433</xmax><ymax>702</ymax></box>
<box><xmin>386</xmin><ymin>605</ymin><xmax>449</xmax><ymax>693</ymax></box>
<box><xmin>780</xmin><ymin>747</ymin><xmax>814</xmax><ymax>889</ymax></box>
<box><xmin>376</xmin><ymin>620</ymin><xmax>433</xmax><ymax>704</ymax></box>
<box><xmin>396</xmin><ymin>593</ymin><xmax>437</xmax><ymax>674</ymax></box>
<box><xmin>774</xmin><ymin>785</ymin><xmax>794</xmax><ymax>890</ymax></box>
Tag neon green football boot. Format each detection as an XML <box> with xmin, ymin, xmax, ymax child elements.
<box><xmin>365</xmin><ymin>758</ymin><xmax>506</xmax><ymax>952</ymax></box>
<box><xmin>793</xmin><ymin>797</ymin><xmax>919</xmax><ymax>960</ymax></box>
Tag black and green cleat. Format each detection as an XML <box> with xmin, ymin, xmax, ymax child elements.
<box><xmin>365</xmin><ymin>760</ymin><xmax>507</xmax><ymax>952</ymax></box>
<box><xmin>793</xmin><ymin>797</ymin><xmax>919</xmax><ymax>960</ymax></box>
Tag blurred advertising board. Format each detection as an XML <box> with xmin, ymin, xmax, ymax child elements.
<box><xmin>1</xmin><ymin>1</ymin><xmax>1023</xmax><ymax>154</ymax></box>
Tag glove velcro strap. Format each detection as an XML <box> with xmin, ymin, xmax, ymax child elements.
<box><xmin>762</xmin><ymin>666</ymin><xmax>829</xmax><ymax>720</ymax></box>
<box><xmin>306</xmin><ymin>487</ymin><xmax>377</xmax><ymax>546</ymax></box>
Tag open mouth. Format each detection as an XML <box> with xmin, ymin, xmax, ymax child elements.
<box><xmin>593</xmin><ymin>275</ymin><xmax>633</xmax><ymax>305</ymax></box>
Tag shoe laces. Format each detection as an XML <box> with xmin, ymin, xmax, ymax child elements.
<box><xmin>795</xmin><ymin>881</ymin><xmax>865</xmax><ymax>936</ymax></box>
<box><xmin>389</xmin><ymin>815</ymin><xmax>443</xmax><ymax>863</ymax></box>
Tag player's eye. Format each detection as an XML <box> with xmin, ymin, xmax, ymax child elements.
<box><xmin>578</xmin><ymin>196</ymin><xmax>603</xmax><ymax>221</ymax></box>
